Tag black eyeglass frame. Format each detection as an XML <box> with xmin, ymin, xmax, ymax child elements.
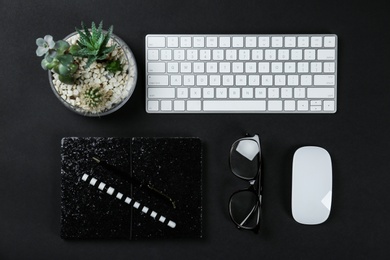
<box><xmin>228</xmin><ymin>133</ymin><xmax>263</xmax><ymax>233</ymax></box>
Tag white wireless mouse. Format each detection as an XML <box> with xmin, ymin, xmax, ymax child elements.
<box><xmin>292</xmin><ymin>146</ymin><xmax>332</xmax><ymax>225</ymax></box>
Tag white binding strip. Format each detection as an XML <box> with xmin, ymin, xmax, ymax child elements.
<box><xmin>80</xmin><ymin>173</ymin><xmax>176</xmax><ymax>228</ymax></box>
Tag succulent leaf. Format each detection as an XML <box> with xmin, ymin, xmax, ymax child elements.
<box><xmin>54</xmin><ymin>40</ymin><xmax>70</xmax><ymax>54</ymax></box>
<box><xmin>105</xmin><ymin>59</ymin><xmax>122</xmax><ymax>73</ymax></box>
<box><xmin>41</xmin><ymin>59</ymin><xmax>50</xmax><ymax>70</ymax></box>
<box><xmin>57</xmin><ymin>54</ymin><xmax>73</xmax><ymax>65</ymax></box>
<box><xmin>85</xmin><ymin>56</ymin><xmax>98</xmax><ymax>68</ymax></box>
<box><xmin>69</xmin><ymin>44</ymin><xmax>81</xmax><ymax>55</ymax></box>
<box><xmin>58</xmin><ymin>74</ymin><xmax>74</xmax><ymax>84</ymax></box>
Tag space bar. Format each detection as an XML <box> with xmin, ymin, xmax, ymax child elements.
<box><xmin>203</xmin><ymin>100</ymin><xmax>266</xmax><ymax>111</ymax></box>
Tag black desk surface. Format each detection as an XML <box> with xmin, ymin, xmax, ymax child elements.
<box><xmin>1</xmin><ymin>0</ymin><xmax>390</xmax><ymax>259</ymax></box>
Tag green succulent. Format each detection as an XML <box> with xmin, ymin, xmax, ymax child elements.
<box><xmin>105</xmin><ymin>59</ymin><xmax>123</xmax><ymax>73</ymax></box>
<box><xmin>81</xmin><ymin>85</ymin><xmax>112</xmax><ymax>108</ymax></box>
<box><xmin>37</xmin><ymin>35</ymin><xmax>78</xmax><ymax>85</ymax></box>
<box><xmin>72</xmin><ymin>21</ymin><xmax>116</xmax><ymax>69</ymax></box>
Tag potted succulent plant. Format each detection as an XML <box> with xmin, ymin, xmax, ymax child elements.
<box><xmin>36</xmin><ymin>21</ymin><xmax>137</xmax><ymax>116</ymax></box>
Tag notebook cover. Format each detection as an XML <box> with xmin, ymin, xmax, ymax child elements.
<box><xmin>60</xmin><ymin>137</ymin><xmax>202</xmax><ymax>239</ymax></box>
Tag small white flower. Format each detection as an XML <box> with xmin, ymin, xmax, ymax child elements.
<box><xmin>36</xmin><ymin>35</ymin><xmax>55</xmax><ymax>56</ymax></box>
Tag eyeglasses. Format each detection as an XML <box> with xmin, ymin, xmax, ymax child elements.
<box><xmin>228</xmin><ymin>134</ymin><xmax>263</xmax><ymax>232</ymax></box>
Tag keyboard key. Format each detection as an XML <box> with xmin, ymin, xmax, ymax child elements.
<box><xmin>324</xmin><ymin>100</ymin><xmax>335</xmax><ymax>111</ymax></box>
<box><xmin>258</xmin><ymin>62</ymin><xmax>270</xmax><ymax>73</ymax></box>
<box><xmin>161</xmin><ymin>50</ymin><xmax>172</xmax><ymax>60</ymax></box>
<box><xmin>278</xmin><ymin>49</ymin><xmax>289</xmax><ymax>60</ymax></box>
<box><xmin>207</xmin><ymin>37</ymin><xmax>218</xmax><ymax>47</ymax></box>
<box><xmin>193</xmin><ymin>62</ymin><xmax>205</xmax><ymax>73</ymax></box>
<box><xmin>148</xmin><ymin>63</ymin><xmax>165</xmax><ymax>73</ymax></box>
<box><xmin>210</xmin><ymin>75</ymin><xmax>221</xmax><ymax>85</ymax></box>
<box><xmin>268</xmin><ymin>100</ymin><xmax>283</xmax><ymax>111</ymax></box>
<box><xmin>248</xmin><ymin>75</ymin><xmax>260</xmax><ymax>85</ymax></box>
<box><xmin>314</xmin><ymin>75</ymin><xmax>335</xmax><ymax>85</ymax></box>
<box><xmin>206</xmin><ymin>62</ymin><xmax>218</xmax><ymax>73</ymax></box>
<box><xmin>213</xmin><ymin>50</ymin><xmax>224</xmax><ymax>60</ymax></box>
<box><xmin>190</xmin><ymin>88</ymin><xmax>201</xmax><ymax>98</ymax></box>
<box><xmin>285</xmin><ymin>37</ymin><xmax>296</xmax><ymax>47</ymax></box>
<box><xmin>203</xmin><ymin>88</ymin><xmax>214</xmax><ymax>98</ymax></box>
<box><xmin>174</xmin><ymin>100</ymin><xmax>185</xmax><ymax>111</ymax></box>
<box><xmin>287</xmin><ymin>75</ymin><xmax>299</xmax><ymax>85</ymax></box>
<box><xmin>167</xmin><ymin>63</ymin><xmax>179</xmax><ymax>73</ymax></box>
<box><xmin>291</xmin><ymin>49</ymin><xmax>303</xmax><ymax>60</ymax></box>
<box><xmin>317</xmin><ymin>49</ymin><xmax>336</xmax><ymax>60</ymax></box>
<box><xmin>180</xmin><ymin>37</ymin><xmax>191</xmax><ymax>47</ymax></box>
<box><xmin>265</xmin><ymin>49</ymin><xmax>276</xmax><ymax>60</ymax></box>
<box><xmin>301</xmin><ymin>75</ymin><xmax>312</xmax><ymax>86</ymax></box>
<box><xmin>187</xmin><ymin>100</ymin><xmax>201</xmax><ymax>111</ymax></box>
<box><xmin>298</xmin><ymin>37</ymin><xmax>309</xmax><ymax>47</ymax></box>
<box><xmin>311</xmin><ymin>37</ymin><xmax>322</xmax><ymax>47</ymax></box>
<box><xmin>171</xmin><ymin>75</ymin><xmax>181</xmax><ymax>85</ymax></box>
<box><xmin>233</xmin><ymin>37</ymin><xmax>244</xmax><ymax>47</ymax></box>
<box><xmin>180</xmin><ymin>62</ymin><xmax>192</xmax><ymax>73</ymax></box>
<box><xmin>297</xmin><ymin>100</ymin><xmax>309</xmax><ymax>111</ymax></box>
<box><xmin>220</xmin><ymin>37</ymin><xmax>231</xmax><ymax>47</ymax></box>
<box><xmin>324</xmin><ymin>36</ymin><xmax>336</xmax><ymax>47</ymax></box>
<box><xmin>242</xmin><ymin>88</ymin><xmax>253</xmax><ymax>98</ymax></box>
<box><xmin>261</xmin><ymin>75</ymin><xmax>273</xmax><ymax>86</ymax></box>
<box><xmin>219</xmin><ymin>62</ymin><xmax>231</xmax><ymax>73</ymax></box>
<box><xmin>294</xmin><ymin>88</ymin><xmax>306</xmax><ymax>98</ymax></box>
<box><xmin>167</xmin><ymin>37</ymin><xmax>179</xmax><ymax>47</ymax></box>
<box><xmin>193</xmin><ymin>37</ymin><xmax>205</xmax><ymax>47</ymax></box>
<box><xmin>258</xmin><ymin>37</ymin><xmax>270</xmax><ymax>47</ymax></box>
<box><xmin>148</xmin><ymin>37</ymin><xmax>165</xmax><ymax>47</ymax></box>
<box><xmin>311</xmin><ymin>62</ymin><xmax>322</xmax><ymax>73</ymax></box>
<box><xmin>174</xmin><ymin>50</ymin><xmax>185</xmax><ymax>60</ymax></box>
<box><xmin>187</xmin><ymin>50</ymin><xmax>198</xmax><ymax>60</ymax></box>
<box><xmin>177</xmin><ymin>88</ymin><xmax>188</xmax><ymax>98</ymax></box>
<box><xmin>284</xmin><ymin>100</ymin><xmax>295</xmax><ymax>111</ymax></box>
<box><xmin>147</xmin><ymin>50</ymin><xmax>159</xmax><ymax>60</ymax></box>
<box><xmin>229</xmin><ymin>88</ymin><xmax>240</xmax><ymax>98</ymax></box>
<box><xmin>284</xmin><ymin>62</ymin><xmax>296</xmax><ymax>73</ymax></box>
<box><xmin>148</xmin><ymin>75</ymin><xmax>168</xmax><ymax>85</ymax></box>
<box><xmin>148</xmin><ymin>88</ymin><xmax>175</xmax><ymax>98</ymax></box>
<box><xmin>252</xmin><ymin>50</ymin><xmax>263</xmax><ymax>60</ymax></box>
<box><xmin>281</xmin><ymin>88</ymin><xmax>293</xmax><ymax>98</ymax></box>
<box><xmin>200</xmin><ymin>50</ymin><xmax>211</xmax><ymax>60</ymax></box>
<box><xmin>239</xmin><ymin>50</ymin><xmax>250</xmax><ymax>60</ymax></box>
<box><xmin>216</xmin><ymin>88</ymin><xmax>227</xmax><ymax>98</ymax></box>
<box><xmin>226</xmin><ymin>50</ymin><xmax>237</xmax><ymax>60</ymax></box>
<box><xmin>307</xmin><ymin>88</ymin><xmax>335</xmax><ymax>98</ymax></box>
<box><xmin>148</xmin><ymin>101</ymin><xmax>159</xmax><ymax>111</ymax></box>
<box><xmin>204</xmin><ymin>100</ymin><xmax>266</xmax><ymax>111</ymax></box>
<box><xmin>268</xmin><ymin>88</ymin><xmax>279</xmax><ymax>98</ymax></box>
<box><xmin>255</xmin><ymin>88</ymin><xmax>266</xmax><ymax>98</ymax></box>
<box><xmin>245</xmin><ymin>37</ymin><xmax>257</xmax><ymax>47</ymax></box>
<box><xmin>324</xmin><ymin>62</ymin><xmax>335</xmax><ymax>73</ymax></box>
<box><xmin>304</xmin><ymin>49</ymin><xmax>316</xmax><ymax>60</ymax></box>
<box><xmin>161</xmin><ymin>100</ymin><xmax>172</xmax><ymax>111</ymax></box>
<box><xmin>271</xmin><ymin>37</ymin><xmax>283</xmax><ymax>47</ymax></box>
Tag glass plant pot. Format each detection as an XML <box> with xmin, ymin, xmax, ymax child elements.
<box><xmin>49</xmin><ymin>32</ymin><xmax>137</xmax><ymax>117</ymax></box>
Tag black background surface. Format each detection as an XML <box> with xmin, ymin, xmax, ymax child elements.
<box><xmin>1</xmin><ymin>0</ymin><xmax>390</xmax><ymax>259</ymax></box>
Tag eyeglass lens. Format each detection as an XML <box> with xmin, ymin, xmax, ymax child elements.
<box><xmin>230</xmin><ymin>139</ymin><xmax>259</xmax><ymax>180</ymax></box>
<box><xmin>230</xmin><ymin>190</ymin><xmax>260</xmax><ymax>228</ymax></box>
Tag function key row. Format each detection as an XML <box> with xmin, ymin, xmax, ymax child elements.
<box><xmin>147</xmin><ymin>35</ymin><xmax>336</xmax><ymax>48</ymax></box>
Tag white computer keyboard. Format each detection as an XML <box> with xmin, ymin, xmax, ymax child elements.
<box><xmin>145</xmin><ymin>34</ymin><xmax>338</xmax><ymax>113</ymax></box>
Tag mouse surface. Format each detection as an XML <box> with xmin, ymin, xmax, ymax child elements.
<box><xmin>292</xmin><ymin>146</ymin><xmax>332</xmax><ymax>225</ymax></box>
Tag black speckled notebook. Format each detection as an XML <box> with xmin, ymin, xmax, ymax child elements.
<box><xmin>60</xmin><ymin>137</ymin><xmax>202</xmax><ymax>240</ymax></box>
